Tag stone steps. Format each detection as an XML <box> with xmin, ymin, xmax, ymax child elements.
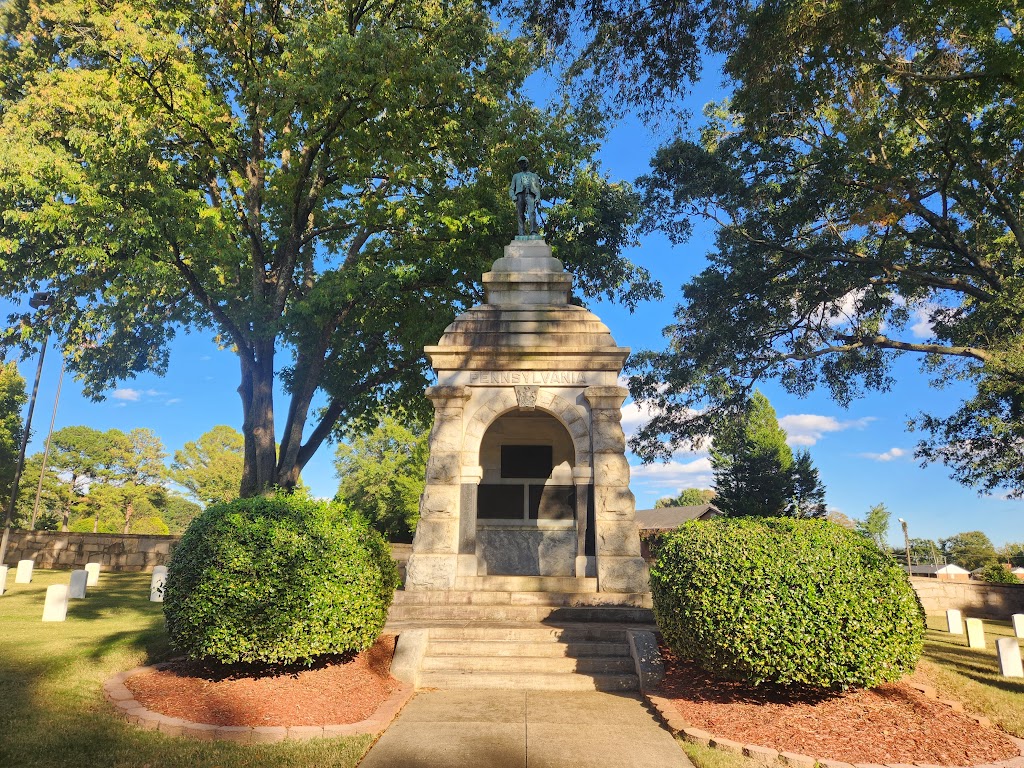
<box><xmin>428</xmin><ymin>625</ymin><xmax>637</xmax><ymax>643</ymax></box>
<box><xmin>453</xmin><ymin>576</ymin><xmax>599</xmax><ymax>592</ymax></box>
<box><xmin>426</xmin><ymin>639</ymin><xmax>631</xmax><ymax>657</ymax></box>
<box><xmin>421</xmin><ymin>654</ymin><xmax>636</xmax><ymax>674</ymax></box>
<box><xmin>418</xmin><ymin>669</ymin><xmax>640</xmax><ymax>692</ymax></box>
<box><xmin>393</xmin><ymin>589</ymin><xmax>650</xmax><ymax>607</ymax></box>
<box><xmin>387</xmin><ymin>602</ymin><xmax>654</xmax><ymax>623</ymax></box>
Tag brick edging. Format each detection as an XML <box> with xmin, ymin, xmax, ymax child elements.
<box><xmin>642</xmin><ymin>684</ymin><xmax>1024</xmax><ymax>768</ymax></box>
<box><xmin>103</xmin><ymin>664</ymin><xmax>414</xmax><ymax>742</ymax></box>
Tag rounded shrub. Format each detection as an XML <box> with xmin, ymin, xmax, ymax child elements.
<box><xmin>163</xmin><ymin>493</ymin><xmax>399</xmax><ymax>665</ymax></box>
<box><xmin>650</xmin><ymin>517</ymin><xmax>924</xmax><ymax>689</ymax></box>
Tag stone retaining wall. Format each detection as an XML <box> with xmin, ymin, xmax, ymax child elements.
<box><xmin>2</xmin><ymin>530</ymin><xmax>414</xmax><ymax>579</ymax></box>
<box><xmin>911</xmin><ymin>576</ymin><xmax>1024</xmax><ymax>619</ymax></box>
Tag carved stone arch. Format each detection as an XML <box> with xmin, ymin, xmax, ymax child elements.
<box><xmin>462</xmin><ymin>389</ymin><xmax>591</xmax><ymax>469</ymax></box>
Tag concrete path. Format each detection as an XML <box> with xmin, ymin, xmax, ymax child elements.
<box><xmin>359</xmin><ymin>689</ymin><xmax>693</xmax><ymax>768</ymax></box>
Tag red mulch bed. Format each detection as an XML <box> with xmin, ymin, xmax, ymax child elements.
<box><xmin>125</xmin><ymin>635</ymin><xmax>399</xmax><ymax>727</ymax></box>
<box><xmin>656</xmin><ymin>647</ymin><xmax>1020</xmax><ymax>765</ymax></box>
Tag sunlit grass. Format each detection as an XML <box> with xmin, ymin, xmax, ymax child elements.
<box><xmin>0</xmin><ymin>569</ymin><xmax>372</xmax><ymax>768</ymax></box>
<box><xmin>678</xmin><ymin>739</ymin><xmax>760</xmax><ymax>768</ymax></box>
<box><xmin>919</xmin><ymin>614</ymin><xmax>1024</xmax><ymax>738</ymax></box>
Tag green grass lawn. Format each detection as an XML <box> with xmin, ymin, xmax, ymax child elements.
<box><xmin>0</xmin><ymin>569</ymin><xmax>372</xmax><ymax>768</ymax></box>
<box><xmin>920</xmin><ymin>614</ymin><xmax>1024</xmax><ymax>738</ymax></box>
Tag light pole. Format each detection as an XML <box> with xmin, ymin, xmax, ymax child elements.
<box><xmin>898</xmin><ymin>517</ymin><xmax>911</xmax><ymax>574</ymax></box>
<box><xmin>0</xmin><ymin>292</ymin><xmax>53</xmax><ymax>567</ymax></box>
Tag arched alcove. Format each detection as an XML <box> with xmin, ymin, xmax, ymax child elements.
<box><xmin>473</xmin><ymin>410</ymin><xmax>580</xmax><ymax>576</ymax></box>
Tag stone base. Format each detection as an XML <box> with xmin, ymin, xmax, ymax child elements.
<box><xmin>598</xmin><ymin>556</ymin><xmax>650</xmax><ymax>594</ymax></box>
<box><xmin>405</xmin><ymin>553</ymin><xmax>458</xmax><ymax>591</ymax></box>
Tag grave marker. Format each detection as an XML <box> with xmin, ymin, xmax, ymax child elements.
<box><xmin>996</xmin><ymin>637</ymin><xmax>1023</xmax><ymax>678</ymax></box>
<box><xmin>84</xmin><ymin>562</ymin><xmax>101</xmax><ymax>586</ymax></box>
<box><xmin>0</xmin><ymin>565</ymin><xmax>7</xmax><ymax>595</ymax></box>
<box><xmin>42</xmin><ymin>584</ymin><xmax>69</xmax><ymax>622</ymax></box>
<box><xmin>965</xmin><ymin>617</ymin><xmax>986</xmax><ymax>649</ymax></box>
<box><xmin>946</xmin><ymin>609</ymin><xmax>963</xmax><ymax>634</ymax></box>
<box><xmin>15</xmin><ymin>559</ymin><xmax>34</xmax><ymax>583</ymax></box>
<box><xmin>150</xmin><ymin>565</ymin><xmax>168</xmax><ymax>602</ymax></box>
<box><xmin>1012</xmin><ymin>614</ymin><xmax>1024</xmax><ymax>639</ymax></box>
<box><xmin>69</xmin><ymin>570</ymin><xmax>88</xmax><ymax>599</ymax></box>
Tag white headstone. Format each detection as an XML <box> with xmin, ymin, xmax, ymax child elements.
<box><xmin>996</xmin><ymin>637</ymin><xmax>1023</xmax><ymax>678</ymax></box>
<box><xmin>946</xmin><ymin>609</ymin><xmax>964</xmax><ymax>634</ymax></box>
<box><xmin>69</xmin><ymin>570</ymin><xmax>88</xmax><ymax>599</ymax></box>
<box><xmin>84</xmin><ymin>562</ymin><xmax>101</xmax><ymax>586</ymax></box>
<box><xmin>15</xmin><ymin>559</ymin><xmax>34</xmax><ymax>583</ymax></box>
<box><xmin>0</xmin><ymin>565</ymin><xmax>7</xmax><ymax>595</ymax></box>
<box><xmin>42</xmin><ymin>584</ymin><xmax>69</xmax><ymax>622</ymax></box>
<box><xmin>965</xmin><ymin>617</ymin><xmax>986</xmax><ymax>649</ymax></box>
<box><xmin>149</xmin><ymin>565</ymin><xmax>168</xmax><ymax>602</ymax></box>
<box><xmin>1012</xmin><ymin>614</ymin><xmax>1024</xmax><ymax>639</ymax></box>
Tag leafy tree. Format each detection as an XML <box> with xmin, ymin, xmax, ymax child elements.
<box><xmin>654</xmin><ymin>488</ymin><xmax>715</xmax><ymax>508</ymax></box>
<box><xmin>856</xmin><ymin>503</ymin><xmax>890</xmax><ymax>553</ymax></box>
<box><xmin>334</xmin><ymin>413</ymin><xmax>428</xmax><ymax>542</ymax></box>
<box><xmin>0</xmin><ymin>360</ymin><xmax>26</xmax><ymax>505</ymax></box>
<box><xmin>105</xmin><ymin>428</ymin><xmax>168</xmax><ymax>533</ymax></box>
<box><xmin>977</xmin><ymin>563</ymin><xmax>1019</xmax><ymax>585</ymax></box>
<box><xmin>0</xmin><ymin>0</ymin><xmax>654</xmax><ymax>499</ymax></box>
<box><xmin>908</xmin><ymin>537</ymin><xmax>943</xmax><ymax>567</ymax></box>
<box><xmin>999</xmin><ymin>542</ymin><xmax>1024</xmax><ymax>568</ymax></box>
<box><xmin>605</xmin><ymin>0</ymin><xmax>1024</xmax><ymax>499</ymax></box>
<box><xmin>825</xmin><ymin>509</ymin><xmax>855</xmax><ymax>530</ymax></box>
<box><xmin>941</xmin><ymin>531</ymin><xmax>998</xmax><ymax>572</ymax></box>
<box><xmin>14</xmin><ymin>452</ymin><xmax>74</xmax><ymax>529</ymax></box>
<box><xmin>45</xmin><ymin>426</ymin><xmax>111</xmax><ymax>530</ymax></box>
<box><xmin>172</xmin><ymin>425</ymin><xmax>244</xmax><ymax>507</ymax></box>
<box><xmin>711</xmin><ymin>391</ymin><xmax>793</xmax><ymax>517</ymax></box>
<box><xmin>162</xmin><ymin>495</ymin><xmax>204</xmax><ymax>536</ymax></box>
<box><xmin>789</xmin><ymin>450</ymin><xmax>827</xmax><ymax>519</ymax></box>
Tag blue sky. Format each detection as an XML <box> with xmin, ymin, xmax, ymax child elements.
<box><xmin>5</xmin><ymin>56</ymin><xmax>1022</xmax><ymax>551</ymax></box>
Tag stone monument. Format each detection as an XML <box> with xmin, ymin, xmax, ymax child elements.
<box><xmin>404</xmin><ymin>236</ymin><xmax>649</xmax><ymax>597</ymax></box>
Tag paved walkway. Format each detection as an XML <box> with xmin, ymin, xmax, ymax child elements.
<box><xmin>359</xmin><ymin>689</ymin><xmax>694</xmax><ymax>768</ymax></box>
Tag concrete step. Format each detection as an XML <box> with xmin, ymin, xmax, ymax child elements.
<box><xmin>453</xmin><ymin>576</ymin><xmax>599</xmax><ymax>592</ymax></box>
<box><xmin>393</xmin><ymin>590</ymin><xmax>651</xmax><ymax>607</ymax></box>
<box><xmin>388</xmin><ymin>604</ymin><xmax>654</xmax><ymax>623</ymax></box>
<box><xmin>428</xmin><ymin>625</ymin><xmax>632</xmax><ymax>643</ymax></box>
<box><xmin>418</xmin><ymin>669</ymin><xmax>640</xmax><ymax>692</ymax></box>
<box><xmin>426</xmin><ymin>639</ymin><xmax>632</xmax><ymax>658</ymax></box>
<box><xmin>421</xmin><ymin>655</ymin><xmax>636</xmax><ymax>675</ymax></box>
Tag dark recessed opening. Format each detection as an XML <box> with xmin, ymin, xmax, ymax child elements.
<box><xmin>500</xmin><ymin>445</ymin><xmax>553</xmax><ymax>479</ymax></box>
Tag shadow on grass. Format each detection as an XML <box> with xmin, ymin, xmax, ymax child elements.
<box><xmin>923</xmin><ymin>646</ymin><xmax>1024</xmax><ymax>696</ymax></box>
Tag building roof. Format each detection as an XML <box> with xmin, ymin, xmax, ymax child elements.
<box><xmin>634</xmin><ymin>504</ymin><xmax>722</xmax><ymax>531</ymax></box>
<box><xmin>908</xmin><ymin>564</ymin><xmax>971</xmax><ymax>576</ymax></box>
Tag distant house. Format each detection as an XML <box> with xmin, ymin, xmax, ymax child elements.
<box><xmin>635</xmin><ymin>504</ymin><xmax>722</xmax><ymax>560</ymax></box>
<box><xmin>905</xmin><ymin>564</ymin><xmax>971</xmax><ymax>581</ymax></box>
<box><xmin>1012</xmin><ymin>567</ymin><xmax>1024</xmax><ymax>581</ymax></box>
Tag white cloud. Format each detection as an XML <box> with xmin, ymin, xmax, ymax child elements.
<box><xmin>112</xmin><ymin>388</ymin><xmax>142</xmax><ymax>402</ymax></box>
<box><xmin>628</xmin><ymin>456</ymin><xmax>714</xmax><ymax>498</ymax></box>
<box><xmin>778</xmin><ymin>414</ymin><xmax>875</xmax><ymax>446</ymax></box>
<box><xmin>619</xmin><ymin>400</ymin><xmax>662</xmax><ymax>439</ymax></box>
<box><xmin>910</xmin><ymin>306</ymin><xmax>934</xmax><ymax>339</ymax></box>
<box><xmin>859</xmin><ymin>447</ymin><xmax>907</xmax><ymax>462</ymax></box>
<box><xmin>165</xmin><ymin>398</ymin><xmax>182</xmax><ymax>405</ymax></box>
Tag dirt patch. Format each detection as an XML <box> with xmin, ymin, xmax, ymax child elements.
<box><xmin>125</xmin><ymin>635</ymin><xmax>399</xmax><ymax>727</ymax></box>
<box><xmin>656</xmin><ymin>648</ymin><xmax>1020</xmax><ymax>765</ymax></box>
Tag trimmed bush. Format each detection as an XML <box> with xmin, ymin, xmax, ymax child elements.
<box><xmin>979</xmin><ymin>563</ymin><xmax>1020</xmax><ymax>584</ymax></box>
<box><xmin>164</xmin><ymin>493</ymin><xmax>399</xmax><ymax>665</ymax></box>
<box><xmin>650</xmin><ymin>517</ymin><xmax>924</xmax><ymax>689</ymax></box>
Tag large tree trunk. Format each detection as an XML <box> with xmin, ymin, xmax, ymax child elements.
<box><xmin>239</xmin><ymin>341</ymin><xmax>280</xmax><ymax>497</ymax></box>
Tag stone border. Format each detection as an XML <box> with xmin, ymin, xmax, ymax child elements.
<box><xmin>642</xmin><ymin>683</ymin><xmax>1024</xmax><ymax>768</ymax></box>
<box><xmin>103</xmin><ymin>664</ymin><xmax>414</xmax><ymax>742</ymax></box>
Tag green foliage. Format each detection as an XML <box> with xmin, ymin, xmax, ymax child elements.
<box><xmin>710</xmin><ymin>391</ymin><xmax>827</xmax><ymax>518</ymax></box>
<box><xmin>625</xmin><ymin>0</ymin><xmax>1024</xmax><ymax>498</ymax></box>
<box><xmin>941</xmin><ymin>530</ymin><xmax>998</xmax><ymax>571</ymax></box>
<box><xmin>1001</xmin><ymin>542</ymin><xmax>1024</xmax><ymax>568</ymax></box>
<box><xmin>654</xmin><ymin>488</ymin><xmax>714</xmax><ymax>508</ymax></box>
<box><xmin>334</xmin><ymin>413</ymin><xmax>428</xmax><ymax>542</ymax></box>
<box><xmin>161</xmin><ymin>495</ymin><xmax>204</xmax><ymax>535</ymax></box>
<box><xmin>650</xmin><ymin>517</ymin><xmax>924</xmax><ymax>689</ymax></box>
<box><xmin>856</xmin><ymin>503</ymin><xmax>891</xmax><ymax>552</ymax></box>
<box><xmin>164</xmin><ymin>494</ymin><xmax>399</xmax><ymax>665</ymax></box>
<box><xmin>0</xmin><ymin>0</ymin><xmax>654</xmax><ymax>497</ymax></box>
<box><xmin>978</xmin><ymin>564</ymin><xmax>1019</xmax><ymax>585</ymax></box>
<box><xmin>0</xmin><ymin>360</ymin><xmax>26</xmax><ymax>502</ymax></box>
<box><xmin>172</xmin><ymin>425</ymin><xmax>244</xmax><ymax>506</ymax></box>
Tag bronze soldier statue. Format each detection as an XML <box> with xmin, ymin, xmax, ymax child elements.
<box><xmin>509</xmin><ymin>156</ymin><xmax>542</xmax><ymax>237</ymax></box>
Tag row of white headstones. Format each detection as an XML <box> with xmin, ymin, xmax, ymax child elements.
<box><xmin>945</xmin><ymin>609</ymin><xmax>1024</xmax><ymax>678</ymax></box>
<box><xmin>0</xmin><ymin>560</ymin><xmax>168</xmax><ymax>621</ymax></box>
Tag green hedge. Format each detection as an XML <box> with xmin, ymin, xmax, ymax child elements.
<box><xmin>163</xmin><ymin>494</ymin><xmax>399</xmax><ymax>665</ymax></box>
<box><xmin>650</xmin><ymin>517</ymin><xmax>924</xmax><ymax>689</ymax></box>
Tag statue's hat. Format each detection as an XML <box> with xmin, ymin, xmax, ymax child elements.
<box><xmin>517</xmin><ymin>156</ymin><xmax>528</xmax><ymax>163</ymax></box>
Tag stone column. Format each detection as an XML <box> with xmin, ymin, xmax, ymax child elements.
<box><xmin>405</xmin><ymin>386</ymin><xmax>469</xmax><ymax>591</ymax></box>
<box><xmin>585</xmin><ymin>386</ymin><xmax>649</xmax><ymax>594</ymax></box>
